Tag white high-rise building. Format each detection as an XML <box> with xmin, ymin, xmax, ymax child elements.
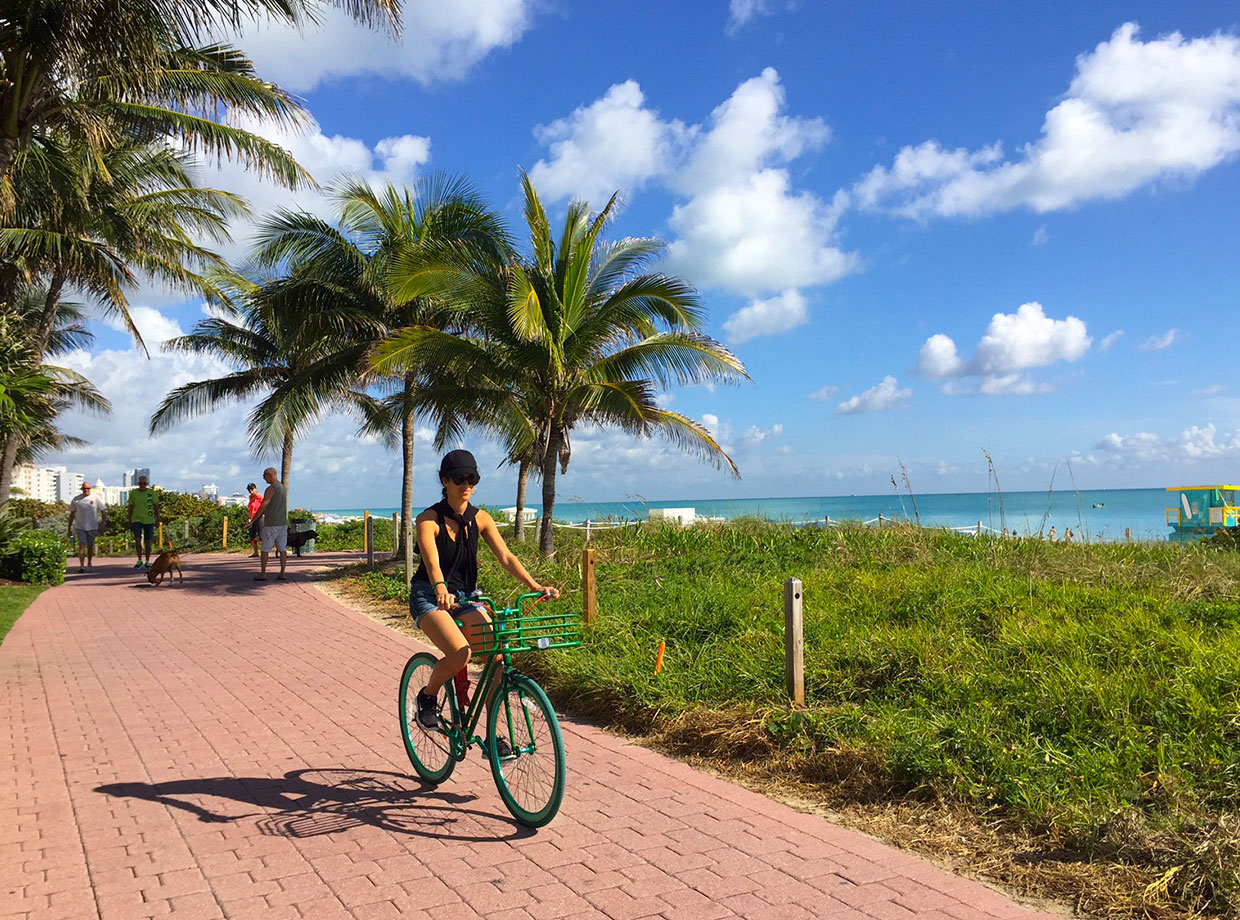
<box><xmin>197</xmin><ymin>483</ymin><xmax>219</xmax><ymax>501</ymax></box>
<box><xmin>13</xmin><ymin>464</ymin><xmax>60</xmax><ymax>502</ymax></box>
<box><xmin>55</xmin><ymin>469</ymin><xmax>83</xmax><ymax>503</ymax></box>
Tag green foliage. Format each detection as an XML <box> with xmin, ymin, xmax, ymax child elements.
<box><xmin>1207</xmin><ymin>525</ymin><xmax>1240</xmax><ymax>551</ymax></box>
<box><xmin>4</xmin><ymin>530</ymin><xmax>68</xmax><ymax>585</ymax></box>
<box><xmin>313</xmin><ymin>516</ymin><xmax>395</xmax><ymax>552</ymax></box>
<box><xmin>0</xmin><ymin>504</ymin><xmax>33</xmax><ymax>557</ymax></box>
<box><xmin>6</xmin><ymin>498</ymin><xmax>66</xmax><ymax>525</ymax></box>
<box><xmin>154</xmin><ymin>490</ymin><xmax>221</xmax><ymax>520</ymax></box>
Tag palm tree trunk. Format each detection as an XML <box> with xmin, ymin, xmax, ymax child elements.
<box><xmin>396</xmin><ymin>374</ymin><xmax>415</xmax><ymax>556</ymax></box>
<box><xmin>0</xmin><ymin>435</ymin><xmax>17</xmax><ymax>505</ymax></box>
<box><xmin>280</xmin><ymin>430</ymin><xmax>294</xmax><ymax>501</ymax></box>
<box><xmin>513</xmin><ymin>459</ymin><xmax>530</xmax><ymax>541</ymax></box>
<box><xmin>538</xmin><ymin>429</ymin><xmax>561</xmax><ymax>555</ymax></box>
<box><xmin>32</xmin><ymin>271</ymin><xmax>66</xmax><ymax>359</ymax></box>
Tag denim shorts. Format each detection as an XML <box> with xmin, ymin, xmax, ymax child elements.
<box><xmin>409</xmin><ymin>582</ymin><xmax>483</xmax><ymax>628</ymax></box>
<box><xmin>131</xmin><ymin>522</ymin><xmax>154</xmax><ymax>543</ymax></box>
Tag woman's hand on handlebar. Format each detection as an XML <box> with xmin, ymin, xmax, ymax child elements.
<box><xmin>532</xmin><ymin>584</ymin><xmax>559</xmax><ymax>599</ymax></box>
<box><xmin>435</xmin><ymin>583</ymin><xmax>455</xmax><ymax>609</ymax></box>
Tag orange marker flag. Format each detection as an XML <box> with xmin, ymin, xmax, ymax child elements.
<box><xmin>655</xmin><ymin>640</ymin><xmax>665</xmax><ymax>675</ymax></box>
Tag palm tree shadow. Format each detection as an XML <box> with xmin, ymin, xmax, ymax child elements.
<box><xmin>96</xmin><ymin>767</ymin><xmax>535</xmax><ymax>841</ymax></box>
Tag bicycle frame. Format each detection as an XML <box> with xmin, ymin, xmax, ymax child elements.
<box><xmin>439</xmin><ymin>592</ymin><xmax>574</xmax><ymax>759</ymax></box>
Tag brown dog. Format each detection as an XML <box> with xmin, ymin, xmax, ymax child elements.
<box><xmin>147</xmin><ymin>548</ymin><xmax>183</xmax><ymax>586</ymax></box>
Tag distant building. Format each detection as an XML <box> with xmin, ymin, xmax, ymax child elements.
<box><xmin>124</xmin><ymin>467</ymin><xmax>151</xmax><ymax>487</ymax></box>
<box><xmin>221</xmin><ymin>492</ymin><xmax>249</xmax><ymax>507</ymax></box>
<box><xmin>55</xmin><ymin>469</ymin><xmax>83</xmax><ymax>503</ymax></box>
<box><xmin>93</xmin><ymin>478</ymin><xmax>127</xmax><ymax>506</ymax></box>
<box><xmin>197</xmin><ymin>483</ymin><xmax>219</xmax><ymax>501</ymax></box>
<box><xmin>13</xmin><ymin>464</ymin><xmax>59</xmax><ymax>502</ymax></box>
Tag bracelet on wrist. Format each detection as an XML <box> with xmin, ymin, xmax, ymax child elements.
<box><xmin>433</xmin><ymin>580</ymin><xmax>446</xmax><ymax>588</ymax></box>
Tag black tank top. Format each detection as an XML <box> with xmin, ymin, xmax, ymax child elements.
<box><xmin>412</xmin><ymin>500</ymin><xmax>479</xmax><ymax>594</ymax></box>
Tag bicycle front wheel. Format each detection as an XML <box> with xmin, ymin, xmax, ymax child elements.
<box><xmin>487</xmin><ymin>674</ymin><xmax>566</xmax><ymax>827</ymax></box>
<box><xmin>398</xmin><ymin>652</ymin><xmax>456</xmax><ymax>784</ymax></box>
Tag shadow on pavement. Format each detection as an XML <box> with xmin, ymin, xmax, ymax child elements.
<box><xmin>59</xmin><ymin>552</ymin><xmax>366</xmax><ymax>597</ymax></box>
<box><xmin>96</xmin><ymin>767</ymin><xmax>535</xmax><ymax>842</ymax></box>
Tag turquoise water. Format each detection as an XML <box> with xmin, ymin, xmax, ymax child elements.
<box><xmin>315</xmin><ymin>487</ymin><xmax>1176</xmax><ymax>542</ymax></box>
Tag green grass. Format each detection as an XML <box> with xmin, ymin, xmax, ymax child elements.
<box><xmin>0</xmin><ymin>584</ymin><xmax>46</xmax><ymax>644</ymax></box>
<box><xmin>349</xmin><ymin>521</ymin><xmax>1240</xmax><ymax>914</ymax></box>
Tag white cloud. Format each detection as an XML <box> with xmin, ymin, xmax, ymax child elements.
<box><xmin>529</xmin><ymin>69</ymin><xmax>858</xmax><ymax>343</ymax></box>
<box><xmin>723</xmin><ymin>290</ymin><xmax>808</xmax><ymax>344</ymax></box>
<box><xmin>1095</xmin><ymin>423</ymin><xmax>1240</xmax><ymax>462</ymax></box>
<box><xmin>1140</xmin><ymin>328</ymin><xmax>1179</xmax><ymax>351</ymax></box>
<box><xmin>701</xmin><ymin>413</ymin><xmax>719</xmax><ymax>431</ymax></box>
<box><xmin>1192</xmin><ymin>384</ymin><xmax>1227</xmax><ymax>397</ymax></box>
<box><xmin>807</xmin><ymin>385</ymin><xmax>838</xmax><ymax>401</ymax></box>
<box><xmin>916</xmin><ymin>302</ymin><xmax>1091</xmax><ymax>395</ymax></box>
<box><xmin>1099</xmin><ymin>330</ymin><xmax>1124</xmax><ymax>352</ymax></box>
<box><xmin>1032</xmin><ymin>226</ymin><xmax>1049</xmax><ymax>246</ymax></box>
<box><xmin>743</xmin><ymin>423</ymin><xmax>782</xmax><ymax>444</ymax></box>
<box><xmin>195</xmin><ymin>113</ymin><xmax>432</xmax><ymax>267</ymax></box>
<box><xmin>835</xmin><ymin>376</ymin><xmax>912</xmax><ymax>414</ymax></box>
<box><xmin>854</xmin><ymin>23</ymin><xmax>1240</xmax><ymax>218</ymax></box>
<box><xmin>103</xmin><ymin>306</ymin><xmax>186</xmax><ymax>348</ymax></box>
<box><xmin>226</xmin><ymin>0</ymin><xmax>534</xmax><ymax>92</ymax></box>
<box><xmin>727</xmin><ymin>0</ymin><xmax>771</xmax><ymax>32</ymax></box>
<box><xmin>528</xmin><ymin>81</ymin><xmax>690</xmax><ymax>205</ymax></box>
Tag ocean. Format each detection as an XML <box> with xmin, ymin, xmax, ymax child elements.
<box><xmin>314</xmin><ymin>487</ymin><xmax>1178</xmax><ymax>542</ymax></box>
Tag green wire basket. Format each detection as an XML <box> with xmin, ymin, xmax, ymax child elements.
<box><xmin>456</xmin><ymin>593</ymin><xmax>583</xmax><ymax>656</ymax></box>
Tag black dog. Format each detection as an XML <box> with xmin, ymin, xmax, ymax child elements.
<box><xmin>286</xmin><ymin>529</ymin><xmax>317</xmax><ymax>557</ymax></box>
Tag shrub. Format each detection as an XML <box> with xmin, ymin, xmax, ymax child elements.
<box><xmin>4</xmin><ymin>530</ymin><xmax>67</xmax><ymax>585</ymax></box>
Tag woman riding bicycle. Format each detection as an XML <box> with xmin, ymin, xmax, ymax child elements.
<box><xmin>410</xmin><ymin>449</ymin><xmax>557</xmax><ymax>736</ymax></box>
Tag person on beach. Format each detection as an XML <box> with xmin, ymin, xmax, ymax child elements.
<box><xmin>249</xmin><ymin>467</ymin><xmax>288</xmax><ymax>581</ymax></box>
<box><xmin>1064</xmin><ymin>528</ymin><xmax>1074</xmax><ymax>543</ymax></box>
<box><xmin>1047</xmin><ymin>526</ymin><xmax>1056</xmax><ymax>541</ymax></box>
<box><xmin>409</xmin><ymin>449</ymin><xmax>557</xmax><ymax>744</ymax></box>
<box><xmin>245</xmin><ymin>482</ymin><xmax>263</xmax><ymax>557</ymax></box>
<box><xmin>126</xmin><ymin>475</ymin><xmax>160</xmax><ymax>570</ymax></box>
<box><xmin>67</xmin><ymin>481</ymin><xmax>106</xmax><ymax>573</ymax></box>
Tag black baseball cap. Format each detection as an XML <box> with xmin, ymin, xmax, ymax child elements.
<box><xmin>439</xmin><ymin>449</ymin><xmax>479</xmax><ymax>479</ymax></box>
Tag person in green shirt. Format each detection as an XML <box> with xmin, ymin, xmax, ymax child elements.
<box><xmin>250</xmin><ymin>466</ymin><xmax>288</xmax><ymax>581</ymax></box>
<box><xmin>126</xmin><ymin>475</ymin><xmax>161</xmax><ymax>570</ymax></box>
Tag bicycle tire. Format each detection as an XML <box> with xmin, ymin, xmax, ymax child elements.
<box><xmin>487</xmin><ymin>674</ymin><xmax>566</xmax><ymax>827</ymax></box>
<box><xmin>398</xmin><ymin>652</ymin><xmax>456</xmax><ymax>784</ymax></box>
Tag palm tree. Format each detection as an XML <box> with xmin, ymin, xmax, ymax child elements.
<box><xmin>376</xmin><ymin>174</ymin><xmax>750</xmax><ymax>555</ymax></box>
<box><xmin>246</xmin><ymin>174</ymin><xmax>511</xmax><ymax>552</ymax></box>
<box><xmin>0</xmin><ymin>0</ymin><xmax>400</xmax><ymax>184</ymax></box>
<box><xmin>0</xmin><ymin>136</ymin><xmax>248</xmax><ymax>503</ymax></box>
<box><xmin>148</xmin><ymin>269</ymin><xmax>386</xmax><ymax>500</ymax></box>
<box><xmin>0</xmin><ymin>292</ymin><xmax>110</xmax><ymax>486</ymax></box>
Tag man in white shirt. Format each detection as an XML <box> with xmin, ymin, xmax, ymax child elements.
<box><xmin>67</xmin><ymin>481</ymin><xmax>106</xmax><ymax>573</ymax></box>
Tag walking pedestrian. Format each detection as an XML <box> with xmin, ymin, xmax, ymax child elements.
<box><xmin>126</xmin><ymin>475</ymin><xmax>160</xmax><ymax>570</ymax></box>
<box><xmin>67</xmin><ymin>481</ymin><xmax>106</xmax><ymax>573</ymax></box>
<box><xmin>245</xmin><ymin>482</ymin><xmax>263</xmax><ymax>557</ymax></box>
<box><xmin>250</xmin><ymin>467</ymin><xmax>288</xmax><ymax>581</ymax></box>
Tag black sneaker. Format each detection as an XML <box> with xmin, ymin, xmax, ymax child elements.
<box><xmin>415</xmin><ymin>690</ymin><xmax>441</xmax><ymax>731</ymax></box>
<box><xmin>492</xmin><ymin>736</ymin><xmax>514</xmax><ymax>759</ymax></box>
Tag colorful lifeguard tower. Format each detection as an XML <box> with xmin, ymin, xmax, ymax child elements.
<box><xmin>1165</xmin><ymin>485</ymin><xmax>1240</xmax><ymax>543</ymax></box>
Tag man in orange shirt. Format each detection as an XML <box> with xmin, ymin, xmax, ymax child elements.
<box><xmin>245</xmin><ymin>482</ymin><xmax>263</xmax><ymax>558</ymax></box>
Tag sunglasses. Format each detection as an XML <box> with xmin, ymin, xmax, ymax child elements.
<box><xmin>449</xmin><ymin>473</ymin><xmax>480</xmax><ymax>486</ymax></box>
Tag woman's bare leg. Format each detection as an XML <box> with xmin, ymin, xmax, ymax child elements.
<box><xmin>418</xmin><ymin>609</ymin><xmax>470</xmax><ymax>695</ymax></box>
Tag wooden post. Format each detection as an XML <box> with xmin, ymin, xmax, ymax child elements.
<box><xmin>582</xmin><ymin>547</ymin><xmax>597</xmax><ymax>624</ymax></box>
<box><xmin>183</xmin><ymin>519</ymin><xmax>190</xmax><ymax>542</ymax></box>
<box><xmin>877</xmin><ymin>513</ymin><xmax>884</xmax><ymax>527</ymax></box>
<box><xmin>585</xmin><ymin>520</ymin><xmax>592</xmax><ymax>544</ymax></box>
<box><xmin>976</xmin><ymin>521</ymin><xmax>982</xmax><ymax>537</ymax></box>
<box><xmin>363</xmin><ymin>510</ymin><xmax>370</xmax><ymax>555</ymax></box>
<box><xmin>222</xmin><ymin>516</ymin><xmax>228</xmax><ymax>548</ymax></box>
<box><xmin>784</xmin><ymin>577</ymin><xmax>804</xmax><ymax>707</ymax></box>
<box><xmin>365</xmin><ymin>514</ymin><xmax>374</xmax><ymax>570</ymax></box>
<box><xmin>824</xmin><ymin>515</ymin><xmax>830</xmax><ymax>528</ymax></box>
<box><xmin>391</xmin><ymin>512</ymin><xmax>398</xmax><ymax>552</ymax></box>
<box><xmin>158</xmin><ymin>522</ymin><xmax>164</xmax><ymax>548</ymax></box>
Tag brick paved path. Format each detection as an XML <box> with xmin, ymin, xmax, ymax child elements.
<box><xmin>2</xmin><ymin>554</ymin><xmax>1061</xmax><ymax>920</ymax></box>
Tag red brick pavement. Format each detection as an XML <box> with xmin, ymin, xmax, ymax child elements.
<box><xmin>1</xmin><ymin>554</ymin><xmax>1064</xmax><ymax>920</ymax></box>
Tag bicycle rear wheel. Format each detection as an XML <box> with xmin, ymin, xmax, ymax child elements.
<box><xmin>398</xmin><ymin>652</ymin><xmax>456</xmax><ymax>784</ymax></box>
<box><xmin>487</xmin><ymin>674</ymin><xmax>565</xmax><ymax>827</ymax></box>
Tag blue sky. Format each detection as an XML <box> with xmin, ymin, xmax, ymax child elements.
<box><xmin>49</xmin><ymin>1</ymin><xmax>1240</xmax><ymax>510</ymax></box>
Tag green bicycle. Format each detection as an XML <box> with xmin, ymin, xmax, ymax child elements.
<box><xmin>397</xmin><ymin>592</ymin><xmax>582</xmax><ymax>827</ymax></box>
